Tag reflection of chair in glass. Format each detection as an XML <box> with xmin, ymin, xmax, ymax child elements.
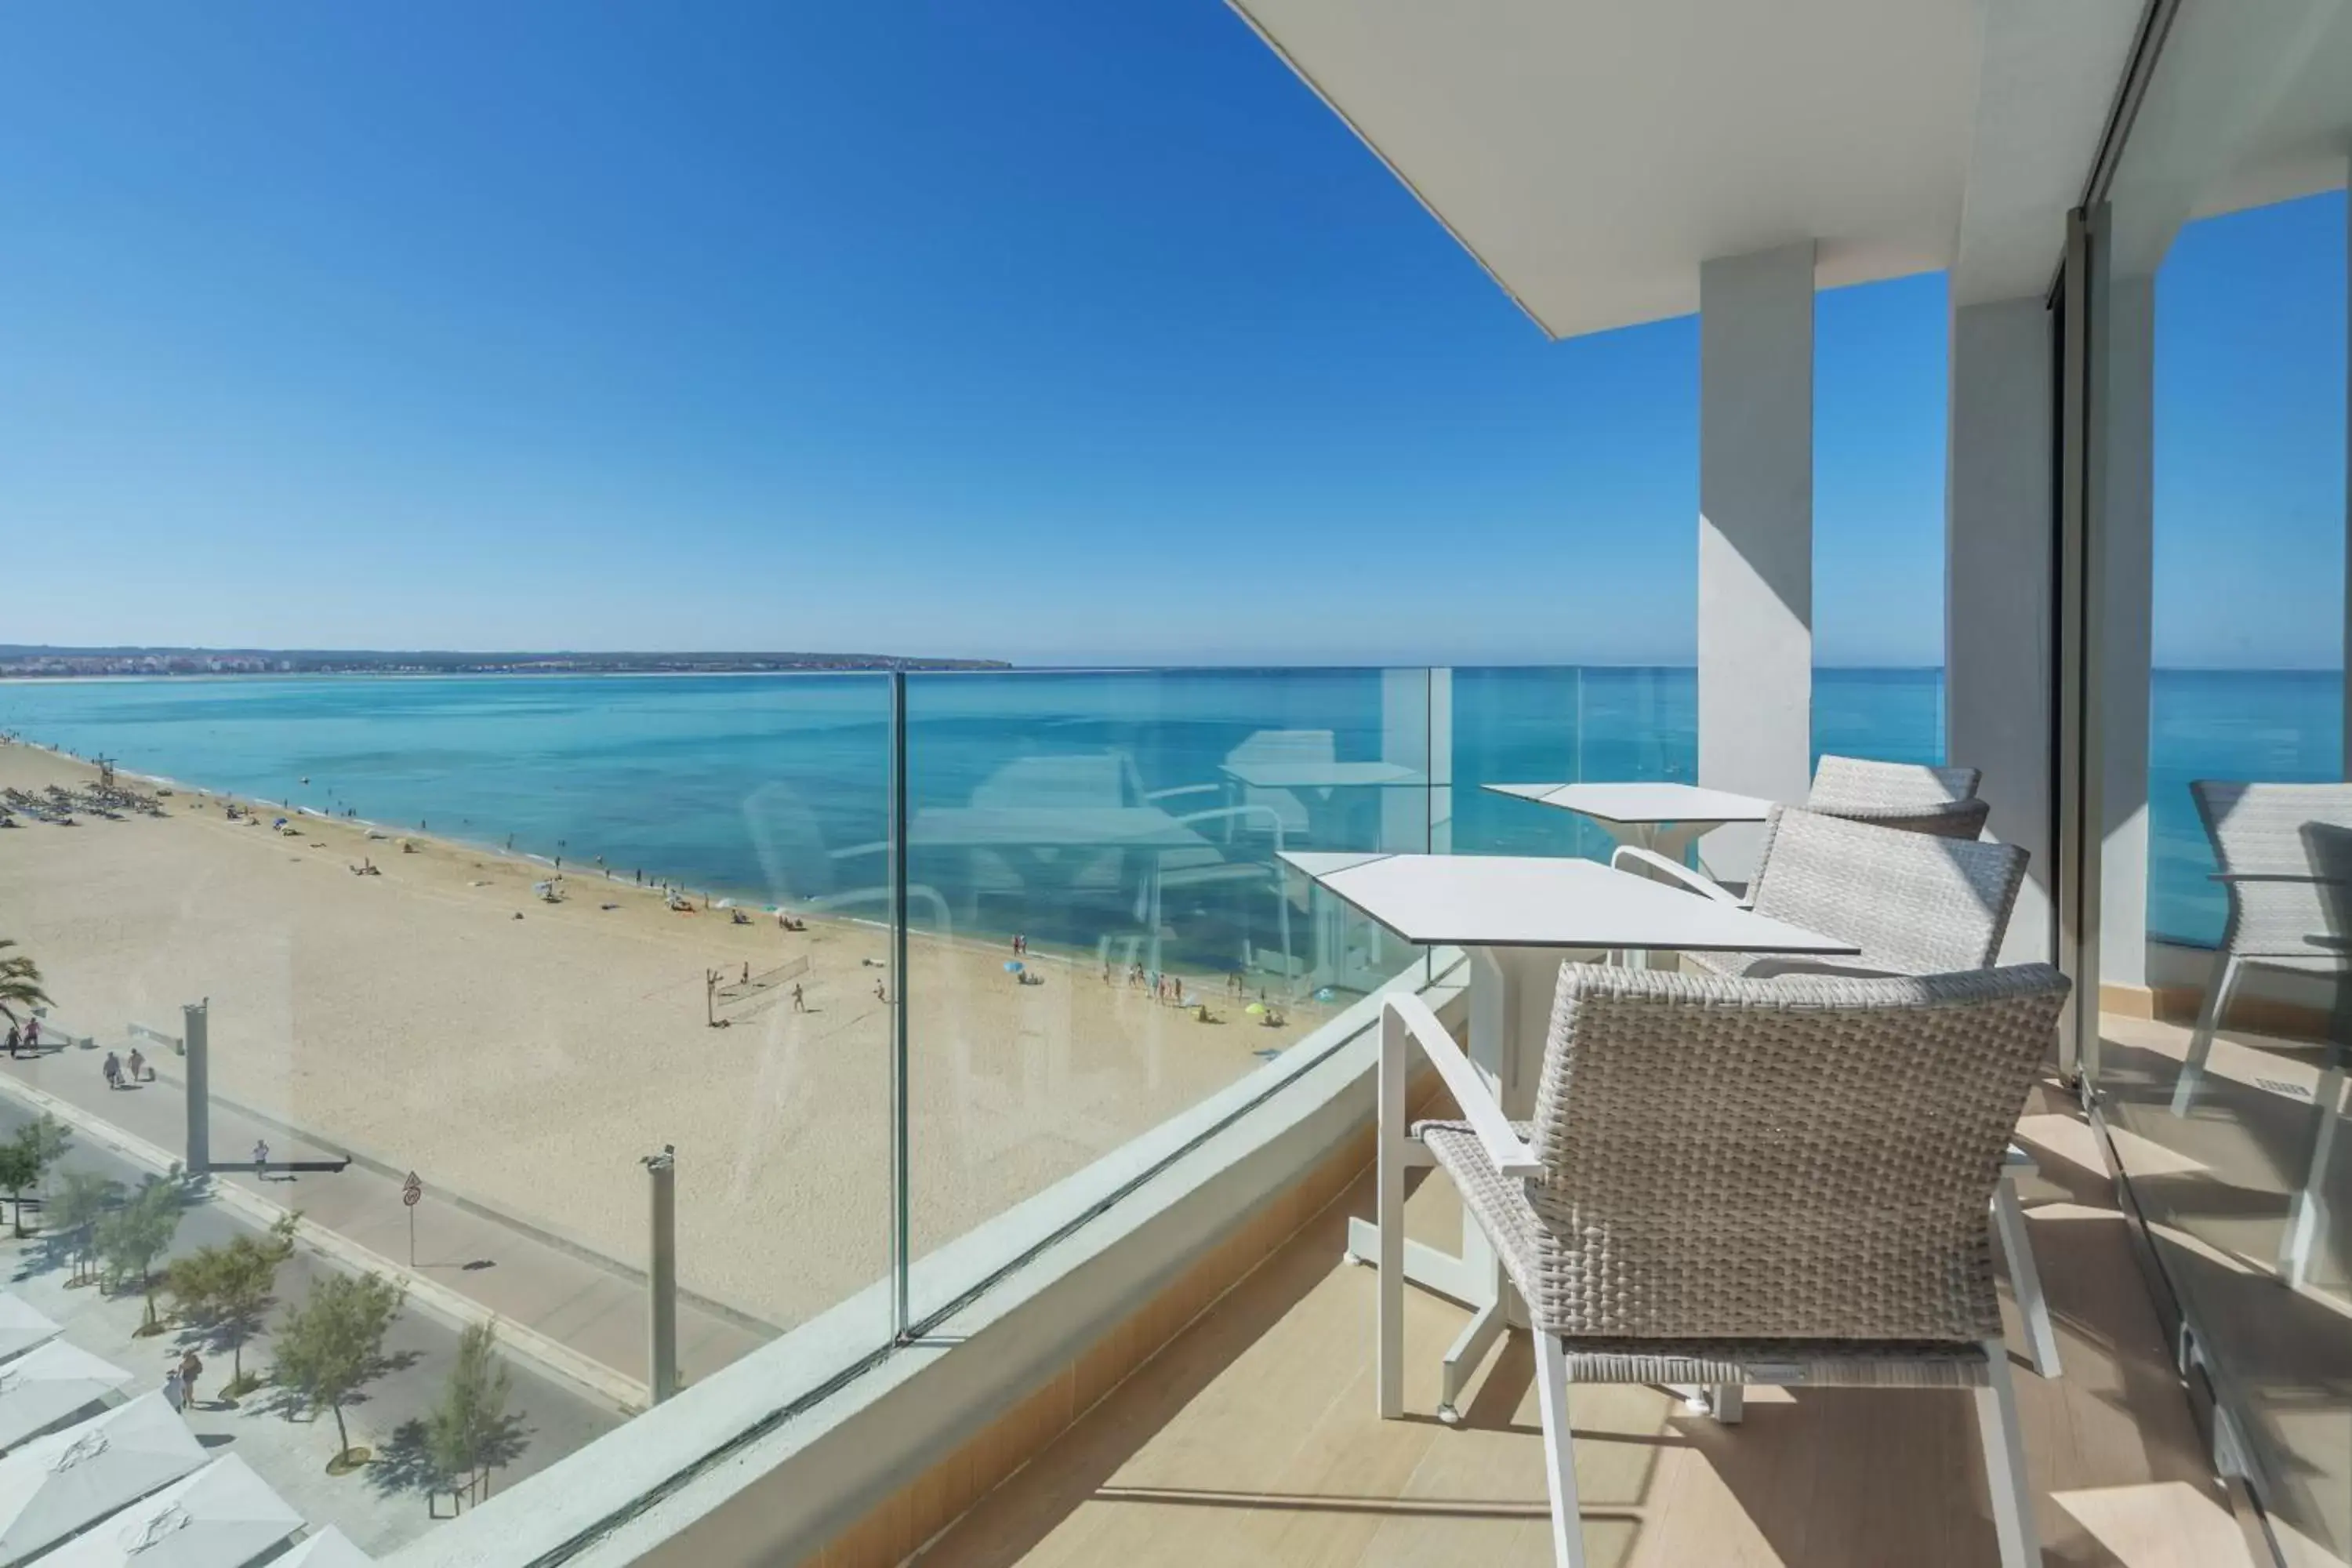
<box><xmin>963</xmin><ymin>756</ymin><xmax>1138</xmax><ymax>922</ymax></box>
<box><xmin>1376</xmin><ymin>964</ymin><xmax>2069</xmax><ymax>1568</ymax></box>
<box><xmin>1806</xmin><ymin>754</ymin><xmax>1988</xmax><ymax>839</ymax></box>
<box><xmin>1134</xmin><ymin>803</ymin><xmax>1296</xmax><ymax>990</ymax></box>
<box><xmin>1614</xmin><ymin>808</ymin><xmax>2057</xmax><ymax>1375</ymax></box>
<box><xmin>2276</xmin><ymin>818</ymin><xmax>2352</xmax><ymax>1289</ymax></box>
<box><xmin>742</xmin><ymin>782</ymin><xmax>954</xmax><ymax>936</ymax></box>
<box><xmin>2169</xmin><ymin>782</ymin><xmax>2352</xmax><ymax>1120</ymax></box>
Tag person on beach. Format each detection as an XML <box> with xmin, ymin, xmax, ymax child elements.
<box><xmin>103</xmin><ymin>1051</ymin><xmax>122</xmax><ymax>1091</ymax></box>
<box><xmin>252</xmin><ymin>1139</ymin><xmax>269</xmax><ymax>1181</ymax></box>
<box><xmin>179</xmin><ymin>1348</ymin><xmax>203</xmax><ymax>1407</ymax></box>
<box><xmin>126</xmin><ymin>1047</ymin><xmax>146</xmax><ymax>1083</ymax></box>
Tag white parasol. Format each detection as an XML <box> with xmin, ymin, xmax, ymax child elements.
<box><xmin>0</xmin><ymin>1392</ymin><xmax>204</xmax><ymax>1562</ymax></box>
<box><xmin>38</xmin><ymin>1454</ymin><xmax>303</xmax><ymax>1567</ymax></box>
<box><xmin>0</xmin><ymin>1341</ymin><xmax>134</xmax><ymax>1450</ymax></box>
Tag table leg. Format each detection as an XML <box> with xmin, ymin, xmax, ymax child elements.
<box><xmin>1348</xmin><ymin>948</ymin><xmax>1557</xmax><ymax>1417</ymax></box>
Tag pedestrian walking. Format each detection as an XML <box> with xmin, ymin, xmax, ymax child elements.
<box><xmin>5</xmin><ymin>1022</ymin><xmax>17</xmax><ymax>1058</ymax></box>
<box><xmin>179</xmin><ymin>1348</ymin><xmax>204</xmax><ymax>1408</ymax></box>
<box><xmin>102</xmin><ymin>1051</ymin><xmax>122</xmax><ymax>1091</ymax></box>
<box><xmin>24</xmin><ymin>1017</ymin><xmax>38</xmax><ymax>1051</ymax></box>
<box><xmin>791</xmin><ymin>982</ymin><xmax>805</xmax><ymax>1013</ymax></box>
<box><xmin>874</xmin><ymin>978</ymin><xmax>887</xmax><ymax>1004</ymax></box>
<box><xmin>126</xmin><ymin>1047</ymin><xmax>146</xmax><ymax>1083</ymax></box>
<box><xmin>252</xmin><ymin>1139</ymin><xmax>270</xmax><ymax>1181</ymax></box>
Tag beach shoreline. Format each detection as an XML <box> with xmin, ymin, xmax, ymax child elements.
<box><xmin>0</xmin><ymin>741</ymin><xmax>1335</xmax><ymax>1330</ymax></box>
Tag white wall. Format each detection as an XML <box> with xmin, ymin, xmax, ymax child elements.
<box><xmin>1947</xmin><ymin>296</ymin><xmax>2056</xmax><ymax>963</ymax></box>
<box><xmin>1698</xmin><ymin>242</ymin><xmax>1817</xmax><ymax>877</ymax></box>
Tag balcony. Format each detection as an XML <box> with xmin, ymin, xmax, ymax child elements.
<box><xmin>801</xmin><ymin>1057</ymin><xmax>2256</xmax><ymax>1568</ymax></box>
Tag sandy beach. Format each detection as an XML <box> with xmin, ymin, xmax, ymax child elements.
<box><xmin>0</xmin><ymin>743</ymin><xmax>1336</xmax><ymax>1328</ymax></box>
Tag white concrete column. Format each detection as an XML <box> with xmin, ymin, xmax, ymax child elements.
<box><xmin>2344</xmin><ymin>150</ymin><xmax>2351</xmax><ymax>782</ymax></box>
<box><xmin>1947</xmin><ymin>297</ymin><xmax>2056</xmax><ymax>964</ymax></box>
<box><xmin>2100</xmin><ymin>274</ymin><xmax>2156</xmax><ymax>989</ymax></box>
<box><xmin>1699</xmin><ymin>242</ymin><xmax>1816</xmax><ymax>878</ymax></box>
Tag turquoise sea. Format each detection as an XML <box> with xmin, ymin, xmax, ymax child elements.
<box><xmin>0</xmin><ymin>666</ymin><xmax>2335</xmax><ymax>950</ymax></box>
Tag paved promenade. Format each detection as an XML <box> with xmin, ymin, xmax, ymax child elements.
<box><xmin>0</xmin><ymin>1040</ymin><xmax>774</xmax><ymax>1410</ymax></box>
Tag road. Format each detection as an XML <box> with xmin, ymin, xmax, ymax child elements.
<box><xmin>0</xmin><ymin>1098</ymin><xmax>626</xmax><ymax>1493</ymax></box>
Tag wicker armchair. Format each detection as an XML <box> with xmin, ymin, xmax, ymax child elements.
<box><xmin>2167</xmin><ymin>781</ymin><xmax>2352</xmax><ymax>1119</ymax></box>
<box><xmin>1807</xmin><ymin>753</ymin><xmax>1988</xmax><ymax>838</ymax></box>
<box><xmin>1640</xmin><ymin>806</ymin><xmax>2027</xmax><ymax>982</ymax></box>
<box><xmin>1377</xmin><ymin>963</ymin><xmax>2070</xmax><ymax>1568</ymax></box>
<box><xmin>1613</xmin><ymin>808</ymin><xmax>2057</xmax><ymax>1377</ymax></box>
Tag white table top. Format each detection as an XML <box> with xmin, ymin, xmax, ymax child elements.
<box><xmin>1221</xmin><ymin>760</ymin><xmax>1421</xmax><ymax>789</ymax></box>
<box><xmin>1280</xmin><ymin>851</ymin><xmax>1857</xmax><ymax>953</ymax></box>
<box><xmin>1483</xmin><ymin>780</ymin><xmax>1774</xmax><ymax>826</ymax></box>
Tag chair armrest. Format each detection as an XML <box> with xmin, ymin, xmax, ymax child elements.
<box><xmin>1382</xmin><ymin>994</ymin><xmax>1540</xmax><ymax>1178</ymax></box>
<box><xmin>1610</xmin><ymin>845</ymin><xmax>1740</xmax><ymax>904</ymax></box>
<box><xmin>1145</xmin><ymin>782</ymin><xmax>1223</xmax><ymax>803</ymax></box>
<box><xmin>1171</xmin><ymin>803</ymin><xmax>1285</xmax><ymax>851</ymax></box>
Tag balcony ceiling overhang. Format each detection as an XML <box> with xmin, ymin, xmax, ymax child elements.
<box><xmin>1229</xmin><ymin>0</ymin><xmax>2146</xmax><ymax>335</ymax></box>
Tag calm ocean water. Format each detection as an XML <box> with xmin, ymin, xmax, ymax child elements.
<box><xmin>0</xmin><ymin>666</ymin><xmax>2334</xmax><ymax>949</ymax></box>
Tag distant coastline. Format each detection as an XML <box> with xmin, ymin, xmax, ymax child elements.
<box><xmin>0</xmin><ymin>644</ymin><xmax>1010</xmax><ymax>678</ymax></box>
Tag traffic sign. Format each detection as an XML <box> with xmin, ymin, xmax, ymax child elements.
<box><xmin>401</xmin><ymin>1171</ymin><xmax>423</xmax><ymax>1267</ymax></box>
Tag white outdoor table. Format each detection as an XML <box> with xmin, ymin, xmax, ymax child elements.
<box><xmin>1483</xmin><ymin>780</ymin><xmax>1773</xmax><ymax>862</ymax></box>
<box><xmin>1283</xmin><ymin>848</ymin><xmax>1858</xmax><ymax>1420</ymax></box>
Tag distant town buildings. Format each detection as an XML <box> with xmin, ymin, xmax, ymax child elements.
<box><xmin>0</xmin><ymin>648</ymin><xmax>1009</xmax><ymax>678</ymax></box>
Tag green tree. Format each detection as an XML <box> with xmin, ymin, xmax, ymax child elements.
<box><xmin>274</xmin><ymin>1271</ymin><xmax>406</xmax><ymax>1468</ymax></box>
<box><xmin>0</xmin><ymin>939</ymin><xmax>50</xmax><ymax>1029</ymax></box>
<box><xmin>0</xmin><ymin>1141</ymin><xmax>37</xmax><ymax>1239</ymax></box>
<box><xmin>426</xmin><ymin>1319</ymin><xmax>518</xmax><ymax>1507</ymax></box>
<box><xmin>18</xmin><ymin>1116</ymin><xmax>69</xmax><ymax>1199</ymax></box>
<box><xmin>49</xmin><ymin>1171</ymin><xmax>120</xmax><ymax>1285</ymax></box>
<box><xmin>94</xmin><ymin>1176</ymin><xmax>183</xmax><ymax>1331</ymax></box>
<box><xmin>165</xmin><ymin>1213</ymin><xmax>298</xmax><ymax>1395</ymax></box>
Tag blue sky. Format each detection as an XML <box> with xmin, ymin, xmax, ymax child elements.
<box><xmin>0</xmin><ymin>3</ymin><xmax>2339</xmax><ymax>668</ymax></box>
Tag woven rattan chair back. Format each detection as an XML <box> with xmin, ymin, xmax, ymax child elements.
<box><xmin>1807</xmin><ymin>755</ymin><xmax>1987</xmax><ymax>838</ymax></box>
<box><xmin>1519</xmin><ymin>962</ymin><xmax>2070</xmax><ymax>1342</ymax></box>
<box><xmin>1742</xmin><ymin>806</ymin><xmax>2025</xmax><ymax>976</ymax></box>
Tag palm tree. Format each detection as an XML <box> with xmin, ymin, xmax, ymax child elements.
<box><xmin>0</xmin><ymin>940</ymin><xmax>51</xmax><ymax>1036</ymax></box>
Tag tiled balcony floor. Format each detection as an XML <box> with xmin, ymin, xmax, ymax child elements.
<box><xmin>920</xmin><ymin>1080</ymin><xmax>2257</xmax><ymax>1568</ymax></box>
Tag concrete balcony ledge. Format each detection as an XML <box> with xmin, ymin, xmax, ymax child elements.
<box><xmin>387</xmin><ymin>954</ymin><xmax>1467</xmax><ymax>1568</ymax></box>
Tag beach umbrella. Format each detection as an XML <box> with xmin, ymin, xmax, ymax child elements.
<box><xmin>0</xmin><ymin>1294</ymin><xmax>63</xmax><ymax>1364</ymax></box>
<box><xmin>0</xmin><ymin>1342</ymin><xmax>135</xmax><ymax>1451</ymax></box>
<box><xmin>273</xmin><ymin>1526</ymin><xmax>374</xmax><ymax>1566</ymax></box>
<box><xmin>38</xmin><ymin>1454</ymin><xmax>302</xmax><ymax>1568</ymax></box>
<box><xmin>1003</xmin><ymin>960</ymin><xmax>1022</xmax><ymax>974</ymax></box>
<box><xmin>0</xmin><ymin>1393</ymin><xmax>205</xmax><ymax>1563</ymax></box>
<box><xmin>714</xmin><ymin>898</ymin><xmax>735</xmax><ymax>910</ymax></box>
